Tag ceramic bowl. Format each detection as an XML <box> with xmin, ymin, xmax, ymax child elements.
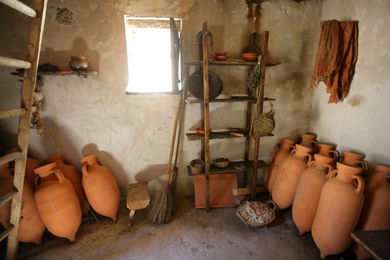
<box><xmin>189</xmin><ymin>159</ymin><xmax>204</xmax><ymax>174</ymax></box>
<box><xmin>242</xmin><ymin>53</ymin><xmax>258</xmax><ymax>61</ymax></box>
<box><xmin>215</xmin><ymin>55</ymin><xmax>228</xmax><ymax>61</ymax></box>
<box><xmin>213</xmin><ymin>51</ymin><xmax>228</xmax><ymax>56</ymax></box>
<box><xmin>196</xmin><ymin>128</ymin><xmax>211</xmax><ymax>135</ymax></box>
<box><xmin>212</xmin><ymin>158</ymin><xmax>230</xmax><ymax>168</ymax></box>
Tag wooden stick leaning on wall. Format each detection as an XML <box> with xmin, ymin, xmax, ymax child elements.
<box><xmin>251</xmin><ymin>31</ymin><xmax>269</xmax><ymax>199</ymax></box>
<box><xmin>202</xmin><ymin>30</ymin><xmax>211</xmax><ymax>211</ymax></box>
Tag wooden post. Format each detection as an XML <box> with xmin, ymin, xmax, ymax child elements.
<box><xmin>251</xmin><ymin>31</ymin><xmax>269</xmax><ymax>200</ymax></box>
<box><xmin>6</xmin><ymin>1</ymin><xmax>48</xmax><ymax>259</ymax></box>
<box><xmin>0</xmin><ymin>0</ymin><xmax>37</xmax><ymax>17</ymax></box>
<box><xmin>202</xmin><ymin>25</ymin><xmax>211</xmax><ymax>211</ymax></box>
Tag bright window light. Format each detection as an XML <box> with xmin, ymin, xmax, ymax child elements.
<box><xmin>125</xmin><ymin>22</ymin><xmax>174</xmax><ymax>93</ymax></box>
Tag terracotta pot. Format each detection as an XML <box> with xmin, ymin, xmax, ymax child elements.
<box><xmin>299</xmin><ymin>133</ymin><xmax>317</xmax><ymax>148</ymax></box>
<box><xmin>272</xmin><ymin>144</ymin><xmax>313</xmax><ymax>209</ymax></box>
<box><xmin>80</xmin><ymin>154</ymin><xmax>120</xmax><ymax>220</ymax></box>
<box><xmin>45</xmin><ymin>154</ymin><xmax>88</xmax><ymax>214</ymax></box>
<box><xmin>0</xmin><ymin>164</ymin><xmax>13</xmax><ymax>228</ymax></box>
<box><xmin>292</xmin><ymin>154</ymin><xmax>334</xmax><ymax>235</ymax></box>
<box><xmin>34</xmin><ymin>162</ymin><xmax>81</xmax><ymax>242</ymax></box>
<box><xmin>341</xmin><ymin>151</ymin><xmax>365</xmax><ymax>167</ymax></box>
<box><xmin>18</xmin><ymin>181</ymin><xmax>46</xmax><ymax>244</ymax></box>
<box><xmin>69</xmin><ymin>56</ymin><xmax>89</xmax><ymax>71</ymax></box>
<box><xmin>265</xmin><ymin>138</ymin><xmax>295</xmax><ymax>192</ymax></box>
<box><xmin>355</xmin><ymin>163</ymin><xmax>390</xmax><ymax>260</ymax></box>
<box><xmin>315</xmin><ymin>143</ymin><xmax>338</xmax><ymax>160</ymax></box>
<box><xmin>312</xmin><ymin>162</ymin><xmax>364</xmax><ymax>258</ymax></box>
<box><xmin>4</xmin><ymin>148</ymin><xmax>41</xmax><ymax>189</ymax></box>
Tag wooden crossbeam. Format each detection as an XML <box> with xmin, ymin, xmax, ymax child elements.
<box><xmin>0</xmin><ymin>0</ymin><xmax>36</xmax><ymax>17</ymax></box>
<box><xmin>0</xmin><ymin>108</ymin><xmax>25</xmax><ymax>119</ymax></box>
<box><xmin>0</xmin><ymin>56</ymin><xmax>31</xmax><ymax>69</ymax></box>
<box><xmin>0</xmin><ymin>225</ymin><xmax>15</xmax><ymax>242</ymax></box>
<box><xmin>0</xmin><ymin>190</ymin><xmax>17</xmax><ymax>207</ymax></box>
<box><xmin>0</xmin><ymin>151</ymin><xmax>23</xmax><ymax>166</ymax></box>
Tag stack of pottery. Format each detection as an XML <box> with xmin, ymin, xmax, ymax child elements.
<box><xmin>264</xmin><ymin>138</ymin><xmax>295</xmax><ymax>192</ymax></box>
<box><xmin>292</xmin><ymin>154</ymin><xmax>334</xmax><ymax>235</ymax></box>
<box><xmin>0</xmin><ymin>163</ymin><xmax>45</xmax><ymax>244</ymax></box>
<box><xmin>34</xmin><ymin>162</ymin><xmax>81</xmax><ymax>242</ymax></box>
<box><xmin>312</xmin><ymin>162</ymin><xmax>364</xmax><ymax>259</ymax></box>
<box><xmin>272</xmin><ymin>144</ymin><xmax>313</xmax><ymax>209</ymax></box>
<box><xmin>80</xmin><ymin>154</ymin><xmax>120</xmax><ymax>221</ymax></box>
<box><xmin>355</xmin><ymin>164</ymin><xmax>390</xmax><ymax>260</ymax></box>
<box><xmin>45</xmin><ymin>154</ymin><xmax>88</xmax><ymax>214</ymax></box>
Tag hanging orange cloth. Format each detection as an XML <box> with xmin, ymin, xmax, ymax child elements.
<box><xmin>311</xmin><ymin>20</ymin><xmax>358</xmax><ymax>103</ymax></box>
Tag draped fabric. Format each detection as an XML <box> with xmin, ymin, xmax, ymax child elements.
<box><xmin>311</xmin><ymin>20</ymin><xmax>359</xmax><ymax>103</ymax></box>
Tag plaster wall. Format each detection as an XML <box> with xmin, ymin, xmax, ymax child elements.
<box><xmin>309</xmin><ymin>0</ymin><xmax>390</xmax><ymax>164</ymax></box>
<box><xmin>0</xmin><ymin>0</ymin><xmax>321</xmax><ymax>195</ymax></box>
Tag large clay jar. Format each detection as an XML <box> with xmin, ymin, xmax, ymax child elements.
<box><xmin>315</xmin><ymin>143</ymin><xmax>338</xmax><ymax>160</ymax></box>
<box><xmin>18</xmin><ymin>181</ymin><xmax>46</xmax><ymax>244</ymax></box>
<box><xmin>45</xmin><ymin>154</ymin><xmax>88</xmax><ymax>214</ymax></box>
<box><xmin>4</xmin><ymin>148</ymin><xmax>41</xmax><ymax>189</ymax></box>
<box><xmin>292</xmin><ymin>154</ymin><xmax>334</xmax><ymax>235</ymax></box>
<box><xmin>272</xmin><ymin>144</ymin><xmax>313</xmax><ymax>209</ymax></box>
<box><xmin>355</xmin><ymin>164</ymin><xmax>390</xmax><ymax>260</ymax></box>
<box><xmin>341</xmin><ymin>151</ymin><xmax>365</xmax><ymax>167</ymax></box>
<box><xmin>80</xmin><ymin>154</ymin><xmax>120</xmax><ymax>220</ymax></box>
<box><xmin>34</xmin><ymin>162</ymin><xmax>81</xmax><ymax>242</ymax></box>
<box><xmin>312</xmin><ymin>162</ymin><xmax>364</xmax><ymax>259</ymax></box>
<box><xmin>0</xmin><ymin>164</ymin><xmax>46</xmax><ymax>244</ymax></box>
<box><xmin>265</xmin><ymin>138</ymin><xmax>295</xmax><ymax>192</ymax></box>
<box><xmin>0</xmin><ymin>164</ymin><xmax>13</xmax><ymax>228</ymax></box>
<box><xmin>299</xmin><ymin>133</ymin><xmax>317</xmax><ymax>148</ymax></box>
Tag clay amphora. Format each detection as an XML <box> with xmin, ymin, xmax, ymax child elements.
<box><xmin>341</xmin><ymin>151</ymin><xmax>365</xmax><ymax>167</ymax></box>
<box><xmin>45</xmin><ymin>154</ymin><xmax>88</xmax><ymax>214</ymax></box>
<box><xmin>292</xmin><ymin>154</ymin><xmax>334</xmax><ymax>235</ymax></box>
<box><xmin>312</xmin><ymin>162</ymin><xmax>364</xmax><ymax>259</ymax></box>
<box><xmin>299</xmin><ymin>133</ymin><xmax>317</xmax><ymax>148</ymax></box>
<box><xmin>0</xmin><ymin>164</ymin><xmax>46</xmax><ymax>244</ymax></box>
<box><xmin>272</xmin><ymin>144</ymin><xmax>313</xmax><ymax>209</ymax></box>
<box><xmin>18</xmin><ymin>181</ymin><xmax>46</xmax><ymax>244</ymax></box>
<box><xmin>34</xmin><ymin>162</ymin><xmax>81</xmax><ymax>242</ymax></box>
<box><xmin>265</xmin><ymin>138</ymin><xmax>295</xmax><ymax>192</ymax></box>
<box><xmin>4</xmin><ymin>148</ymin><xmax>41</xmax><ymax>189</ymax></box>
<box><xmin>0</xmin><ymin>164</ymin><xmax>13</xmax><ymax>228</ymax></box>
<box><xmin>315</xmin><ymin>143</ymin><xmax>338</xmax><ymax>160</ymax></box>
<box><xmin>80</xmin><ymin>154</ymin><xmax>120</xmax><ymax>220</ymax></box>
<box><xmin>355</xmin><ymin>164</ymin><xmax>390</xmax><ymax>260</ymax></box>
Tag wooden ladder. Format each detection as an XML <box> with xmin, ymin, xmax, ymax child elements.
<box><xmin>0</xmin><ymin>0</ymin><xmax>47</xmax><ymax>259</ymax></box>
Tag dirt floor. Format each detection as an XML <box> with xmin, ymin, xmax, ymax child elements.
<box><xmin>6</xmin><ymin>197</ymin><xmax>355</xmax><ymax>260</ymax></box>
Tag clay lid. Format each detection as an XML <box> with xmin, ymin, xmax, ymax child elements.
<box><xmin>34</xmin><ymin>162</ymin><xmax>57</xmax><ymax>177</ymax></box>
<box><xmin>80</xmin><ymin>154</ymin><xmax>97</xmax><ymax>165</ymax></box>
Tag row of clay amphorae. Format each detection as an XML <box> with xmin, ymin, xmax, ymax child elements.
<box><xmin>0</xmin><ymin>152</ymin><xmax>120</xmax><ymax>244</ymax></box>
<box><xmin>265</xmin><ymin>133</ymin><xmax>390</xmax><ymax>259</ymax></box>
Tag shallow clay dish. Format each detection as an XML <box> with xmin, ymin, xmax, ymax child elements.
<box><xmin>212</xmin><ymin>158</ymin><xmax>230</xmax><ymax>168</ymax></box>
<box><xmin>215</xmin><ymin>55</ymin><xmax>228</xmax><ymax>61</ymax></box>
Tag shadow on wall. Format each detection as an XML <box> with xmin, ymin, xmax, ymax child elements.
<box><xmin>41</xmin><ymin>37</ymin><xmax>100</xmax><ymax>72</ymax></box>
<box><xmin>81</xmin><ymin>143</ymin><xmax>127</xmax><ymax>194</ymax></box>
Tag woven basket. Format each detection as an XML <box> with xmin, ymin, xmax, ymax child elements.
<box><xmin>251</xmin><ymin>101</ymin><xmax>275</xmax><ymax>138</ymax></box>
<box><xmin>236</xmin><ymin>200</ymin><xmax>277</xmax><ymax>228</ymax></box>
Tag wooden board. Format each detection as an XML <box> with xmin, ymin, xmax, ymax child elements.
<box><xmin>126</xmin><ymin>182</ymin><xmax>150</xmax><ymax>210</ymax></box>
<box><xmin>187</xmin><ymin>160</ymin><xmax>267</xmax><ymax>176</ymax></box>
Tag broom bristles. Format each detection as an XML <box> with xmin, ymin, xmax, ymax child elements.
<box><xmin>148</xmin><ymin>181</ymin><xmax>173</xmax><ymax>224</ymax></box>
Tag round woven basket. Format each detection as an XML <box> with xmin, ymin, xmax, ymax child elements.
<box><xmin>236</xmin><ymin>200</ymin><xmax>277</xmax><ymax>228</ymax></box>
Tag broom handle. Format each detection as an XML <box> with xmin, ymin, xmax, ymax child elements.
<box><xmin>174</xmin><ymin>86</ymin><xmax>187</xmax><ymax>168</ymax></box>
<box><xmin>167</xmin><ymin>90</ymin><xmax>184</xmax><ymax>174</ymax></box>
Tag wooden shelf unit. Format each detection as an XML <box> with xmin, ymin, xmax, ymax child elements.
<box><xmin>38</xmin><ymin>70</ymin><xmax>97</xmax><ymax>76</ymax></box>
<box><xmin>187</xmin><ymin>160</ymin><xmax>267</xmax><ymax>176</ymax></box>
<box><xmin>184</xmin><ymin>23</ymin><xmax>274</xmax><ymax>210</ymax></box>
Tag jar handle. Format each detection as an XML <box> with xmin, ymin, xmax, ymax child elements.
<box><xmin>265</xmin><ymin>200</ymin><xmax>278</xmax><ymax>211</ymax></box>
<box><xmin>52</xmin><ymin>168</ymin><xmax>65</xmax><ymax>183</ymax></box>
<box><xmin>353</xmin><ymin>175</ymin><xmax>365</xmax><ymax>194</ymax></box>
<box><xmin>328</xmin><ymin>169</ymin><xmax>338</xmax><ymax>179</ymax></box>
<box><xmin>290</xmin><ymin>148</ymin><xmax>296</xmax><ymax>155</ymax></box>
<box><xmin>305</xmin><ymin>153</ymin><xmax>312</xmax><ymax>167</ymax></box>
<box><xmin>324</xmin><ymin>164</ymin><xmax>333</xmax><ymax>176</ymax></box>
<box><xmin>308</xmin><ymin>160</ymin><xmax>316</xmax><ymax>168</ymax></box>
<box><xmin>330</xmin><ymin>150</ymin><xmax>339</xmax><ymax>160</ymax></box>
<box><xmin>357</xmin><ymin>160</ymin><xmax>368</xmax><ymax>171</ymax></box>
<box><xmin>81</xmin><ymin>163</ymin><xmax>89</xmax><ymax>177</ymax></box>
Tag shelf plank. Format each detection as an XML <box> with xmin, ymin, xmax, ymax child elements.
<box><xmin>185</xmin><ymin>59</ymin><xmax>280</xmax><ymax>67</ymax></box>
<box><xmin>186</xmin><ymin>97</ymin><xmax>275</xmax><ymax>104</ymax></box>
<box><xmin>187</xmin><ymin>160</ymin><xmax>267</xmax><ymax>176</ymax></box>
<box><xmin>186</xmin><ymin>131</ymin><xmax>273</xmax><ymax>141</ymax></box>
<box><xmin>38</xmin><ymin>70</ymin><xmax>97</xmax><ymax>76</ymax></box>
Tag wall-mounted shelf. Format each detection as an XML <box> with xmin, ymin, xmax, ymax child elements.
<box><xmin>185</xmin><ymin>97</ymin><xmax>275</xmax><ymax>104</ymax></box>
<box><xmin>38</xmin><ymin>70</ymin><xmax>97</xmax><ymax>77</ymax></box>
<box><xmin>187</xmin><ymin>160</ymin><xmax>268</xmax><ymax>176</ymax></box>
<box><xmin>185</xmin><ymin>59</ymin><xmax>280</xmax><ymax>67</ymax></box>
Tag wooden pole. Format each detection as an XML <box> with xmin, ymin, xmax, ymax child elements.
<box><xmin>202</xmin><ymin>24</ymin><xmax>211</xmax><ymax>211</ymax></box>
<box><xmin>251</xmin><ymin>31</ymin><xmax>269</xmax><ymax>199</ymax></box>
<box><xmin>0</xmin><ymin>56</ymin><xmax>31</xmax><ymax>69</ymax></box>
<box><xmin>0</xmin><ymin>0</ymin><xmax>37</xmax><ymax>17</ymax></box>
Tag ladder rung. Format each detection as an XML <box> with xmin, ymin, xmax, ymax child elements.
<box><xmin>0</xmin><ymin>151</ymin><xmax>23</xmax><ymax>166</ymax></box>
<box><xmin>0</xmin><ymin>224</ymin><xmax>15</xmax><ymax>242</ymax></box>
<box><xmin>0</xmin><ymin>0</ymin><xmax>36</xmax><ymax>18</ymax></box>
<box><xmin>0</xmin><ymin>56</ymin><xmax>31</xmax><ymax>69</ymax></box>
<box><xmin>0</xmin><ymin>108</ymin><xmax>26</xmax><ymax>119</ymax></box>
<box><xmin>0</xmin><ymin>190</ymin><xmax>17</xmax><ymax>207</ymax></box>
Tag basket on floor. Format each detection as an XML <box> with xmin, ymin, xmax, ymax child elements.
<box><xmin>236</xmin><ymin>200</ymin><xmax>277</xmax><ymax>228</ymax></box>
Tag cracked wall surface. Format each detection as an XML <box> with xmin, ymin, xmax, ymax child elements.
<box><xmin>0</xmin><ymin>0</ymin><xmax>321</xmax><ymax>195</ymax></box>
